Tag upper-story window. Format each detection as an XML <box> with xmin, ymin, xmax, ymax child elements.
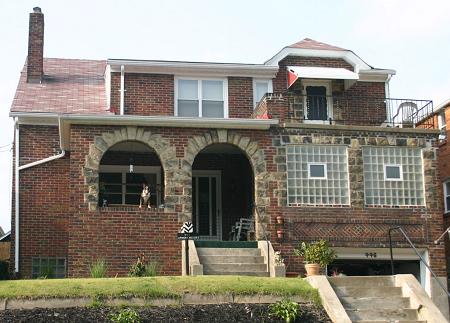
<box><xmin>253</xmin><ymin>79</ymin><xmax>273</xmax><ymax>108</ymax></box>
<box><xmin>444</xmin><ymin>180</ymin><xmax>450</xmax><ymax>213</ymax></box>
<box><xmin>175</xmin><ymin>78</ymin><xmax>228</xmax><ymax>118</ymax></box>
<box><xmin>303</xmin><ymin>80</ymin><xmax>332</xmax><ymax>123</ymax></box>
<box><xmin>438</xmin><ymin>111</ymin><xmax>446</xmax><ymax>130</ymax></box>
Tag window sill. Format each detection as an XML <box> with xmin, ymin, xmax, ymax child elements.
<box><xmin>99</xmin><ymin>205</ymin><xmax>165</xmax><ymax>212</ymax></box>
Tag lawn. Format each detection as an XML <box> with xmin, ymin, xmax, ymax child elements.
<box><xmin>0</xmin><ymin>276</ymin><xmax>319</xmax><ymax>303</ymax></box>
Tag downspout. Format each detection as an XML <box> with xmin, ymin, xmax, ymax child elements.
<box><xmin>14</xmin><ymin>116</ymin><xmax>66</xmax><ymax>273</ymax></box>
<box><xmin>385</xmin><ymin>74</ymin><xmax>392</xmax><ymax>123</ymax></box>
<box><xmin>120</xmin><ymin>65</ymin><xmax>125</xmax><ymax>115</ymax></box>
<box><xmin>14</xmin><ymin>119</ymin><xmax>19</xmax><ymax>273</ymax></box>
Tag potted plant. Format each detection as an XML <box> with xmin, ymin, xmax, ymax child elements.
<box><xmin>294</xmin><ymin>240</ymin><xmax>336</xmax><ymax>276</ymax></box>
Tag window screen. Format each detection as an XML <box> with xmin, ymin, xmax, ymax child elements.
<box><xmin>363</xmin><ymin>147</ymin><xmax>424</xmax><ymax>206</ymax></box>
<box><xmin>286</xmin><ymin>145</ymin><xmax>349</xmax><ymax>205</ymax></box>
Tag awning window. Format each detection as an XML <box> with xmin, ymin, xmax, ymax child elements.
<box><xmin>287</xmin><ymin>66</ymin><xmax>359</xmax><ymax>88</ymax></box>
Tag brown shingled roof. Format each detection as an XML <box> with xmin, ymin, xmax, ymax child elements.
<box><xmin>289</xmin><ymin>38</ymin><xmax>347</xmax><ymax>51</ymax></box>
<box><xmin>11</xmin><ymin>58</ymin><xmax>109</xmax><ymax>115</ymax></box>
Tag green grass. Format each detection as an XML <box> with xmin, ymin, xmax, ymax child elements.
<box><xmin>0</xmin><ymin>276</ymin><xmax>319</xmax><ymax>304</ymax></box>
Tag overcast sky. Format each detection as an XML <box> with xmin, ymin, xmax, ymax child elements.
<box><xmin>0</xmin><ymin>0</ymin><xmax>449</xmax><ymax>232</ymax></box>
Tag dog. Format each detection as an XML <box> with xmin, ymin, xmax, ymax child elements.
<box><xmin>139</xmin><ymin>184</ymin><xmax>151</xmax><ymax>209</ymax></box>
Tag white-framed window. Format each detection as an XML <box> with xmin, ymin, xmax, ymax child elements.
<box><xmin>99</xmin><ymin>165</ymin><xmax>162</xmax><ymax>206</ymax></box>
<box><xmin>175</xmin><ymin>77</ymin><xmax>228</xmax><ymax>118</ymax></box>
<box><xmin>286</xmin><ymin>145</ymin><xmax>349</xmax><ymax>206</ymax></box>
<box><xmin>362</xmin><ymin>146</ymin><xmax>424</xmax><ymax>206</ymax></box>
<box><xmin>308</xmin><ymin>163</ymin><xmax>327</xmax><ymax>179</ymax></box>
<box><xmin>302</xmin><ymin>80</ymin><xmax>332</xmax><ymax>123</ymax></box>
<box><xmin>253</xmin><ymin>79</ymin><xmax>273</xmax><ymax>108</ymax></box>
<box><xmin>438</xmin><ymin>112</ymin><xmax>446</xmax><ymax>130</ymax></box>
<box><xmin>384</xmin><ymin>164</ymin><xmax>403</xmax><ymax>181</ymax></box>
<box><xmin>444</xmin><ymin>180</ymin><xmax>450</xmax><ymax>213</ymax></box>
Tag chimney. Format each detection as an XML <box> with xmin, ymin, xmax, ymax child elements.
<box><xmin>27</xmin><ymin>7</ymin><xmax>44</xmax><ymax>83</ymax></box>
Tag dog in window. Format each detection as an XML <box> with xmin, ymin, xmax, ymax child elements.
<box><xmin>139</xmin><ymin>184</ymin><xmax>151</xmax><ymax>209</ymax></box>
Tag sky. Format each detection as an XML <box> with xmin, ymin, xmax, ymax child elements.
<box><xmin>0</xmin><ymin>0</ymin><xmax>449</xmax><ymax>232</ymax></box>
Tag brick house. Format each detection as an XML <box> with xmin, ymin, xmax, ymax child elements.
<box><xmin>420</xmin><ymin>99</ymin><xmax>450</xmax><ymax>275</ymax></box>
<box><xmin>9</xmin><ymin>7</ymin><xmax>448</xmax><ymax>307</ymax></box>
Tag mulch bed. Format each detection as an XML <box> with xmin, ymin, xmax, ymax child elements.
<box><xmin>0</xmin><ymin>303</ymin><xmax>331</xmax><ymax>322</ymax></box>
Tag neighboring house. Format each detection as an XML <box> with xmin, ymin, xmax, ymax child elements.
<box><xmin>421</xmin><ymin>99</ymin><xmax>450</xmax><ymax>275</ymax></box>
<box><xmin>10</xmin><ymin>7</ymin><xmax>447</xmax><ymax>305</ymax></box>
<box><xmin>0</xmin><ymin>231</ymin><xmax>11</xmax><ymax>261</ymax></box>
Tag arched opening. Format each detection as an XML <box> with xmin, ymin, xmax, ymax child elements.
<box><xmin>98</xmin><ymin>141</ymin><xmax>164</xmax><ymax>207</ymax></box>
<box><xmin>192</xmin><ymin>143</ymin><xmax>254</xmax><ymax>240</ymax></box>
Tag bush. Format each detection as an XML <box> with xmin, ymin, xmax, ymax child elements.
<box><xmin>90</xmin><ymin>259</ymin><xmax>108</xmax><ymax>278</ymax></box>
<box><xmin>129</xmin><ymin>254</ymin><xmax>159</xmax><ymax>277</ymax></box>
<box><xmin>0</xmin><ymin>261</ymin><xmax>9</xmax><ymax>280</ymax></box>
<box><xmin>294</xmin><ymin>240</ymin><xmax>336</xmax><ymax>267</ymax></box>
<box><xmin>110</xmin><ymin>308</ymin><xmax>141</xmax><ymax>323</ymax></box>
<box><xmin>269</xmin><ymin>298</ymin><xmax>299</xmax><ymax>323</ymax></box>
<box><xmin>144</xmin><ymin>261</ymin><xmax>159</xmax><ymax>277</ymax></box>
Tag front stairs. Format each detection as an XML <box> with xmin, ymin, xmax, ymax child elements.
<box><xmin>195</xmin><ymin>241</ymin><xmax>269</xmax><ymax>277</ymax></box>
<box><xmin>329</xmin><ymin>276</ymin><xmax>428</xmax><ymax>323</ymax></box>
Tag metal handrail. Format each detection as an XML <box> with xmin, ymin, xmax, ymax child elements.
<box><xmin>388</xmin><ymin>226</ymin><xmax>450</xmax><ymax>298</ymax></box>
<box><xmin>253</xmin><ymin>204</ymin><xmax>270</xmax><ymax>274</ymax></box>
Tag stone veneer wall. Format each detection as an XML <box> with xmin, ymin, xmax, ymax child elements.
<box><xmin>267</xmin><ymin>127</ymin><xmax>445</xmax><ymax>276</ymax></box>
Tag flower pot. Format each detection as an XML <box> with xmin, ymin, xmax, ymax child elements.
<box><xmin>276</xmin><ymin>216</ymin><xmax>283</xmax><ymax>224</ymax></box>
<box><xmin>304</xmin><ymin>263</ymin><xmax>320</xmax><ymax>276</ymax></box>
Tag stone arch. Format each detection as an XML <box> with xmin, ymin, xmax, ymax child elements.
<box><xmin>83</xmin><ymin>127</ymin><xmax>178</xmax><ymax>211</ymax></box>
<box><xmin>183</xmin><ymin>129</ymin><xmax>270</xmax><ymax>238</ymax></box>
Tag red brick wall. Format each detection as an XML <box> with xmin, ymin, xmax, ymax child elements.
<box><xmin>228</xmin><ymin>77</ymin><xmax>254</xmax><ymax>118</ymax></box>
<box><xmin>126</xmin><ymin>73</ymin><xmax>174</xmax><ymax>116</ymax></box>
<box><xmin>68</xmin><ymin>210</ymin><xmax>180</xmax><ymax>276</ymax></box>
<box><xmin>12</xmin><ymin>123</ymin><xmax>446</xmax><ymax>278</ymax></box>
<box><xmin>10</xmin><ymin>125</ymin><xmax>70</xmax><ymax>278</ymax></box>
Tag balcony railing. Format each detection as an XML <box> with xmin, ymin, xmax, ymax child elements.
<box><xmin>254</xmin><ymin>93</ymin><xmax>435</xmax><ymax>129</ymax></box>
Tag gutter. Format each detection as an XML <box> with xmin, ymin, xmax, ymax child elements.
<box><xmin>120</xmin><ymin>65</ymin><xmax>125</xmax><ymax>115</ymax></box>
<box><xmin>14</xmin><ymin>116</ymin><xmax>66</xmax><ymax>273</ymax></box>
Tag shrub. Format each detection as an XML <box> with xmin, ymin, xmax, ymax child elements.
<box><xmin>110</xmin><ymin>308</ymin><xmax>141</xmax><ymax>323</ymax></box>
<box><xmin>269</xmin><ymin>298</ymin><xmax>300</xmax><ymax>323</ymax></box>
<box><xmin>129</xmin><ymin>254</ymin><xmax>146</xmax><ymax>277</ymax></box>
<box><xmin>294</xmin><ymin>240</ymin><xmax>336</xmax><ymax>267</ymax></box>
<box><xmin>144</xmin><ymin>261</ymin><xmax>159</xmax><ymax>277</ymax></box>
<box><xmin>0</xmin><ymin>261</ymin><xmax>9</xmax><ymax>280</ymax></box>
<box><xmin>129</xmin><ymin>254</ymin><xmax>159</xmax><ymax>277</ymax></box>
<box><xmin>90</xmin><ymin>259</ymin><xmax>108</xmax><ymax>278</ymax></box>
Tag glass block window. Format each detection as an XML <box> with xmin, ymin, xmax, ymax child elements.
<box><xmin>286</xmin><ymin>145</ymin><xmax>349</xmax><ymax>206</ymax></box>
<box><xmin>32</xmin><ymin>257</ymin><xmax>66</xmax><ymax>279</ymax></box>
<box><xmin>362</xmin><ymin>146</ymin><xmax>424</xmax><ymax>206</ymax></box>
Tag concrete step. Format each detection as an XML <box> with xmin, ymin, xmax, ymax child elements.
<box><xmin>340</xmin><ymin>296</ymin><xmax>411</xmax><ymax>310</ymax></box>
<box><xmin>347</xmin><ymin>308</ymin><xmax>418</xmax><ymax>321</ymax></box>
<box><xmin>203</xmin><ymin>271</ymin><xmax>269</xmax><ymax>277</ymax></box>
<box><xmin>199</xmin><ymin>255</ymin><xmax>265</xmax><ymax>264</ymax></box>
<box><xmin>203</xmin><ymin>263</ymin><xmax>267</xmax><ymax>273</ymax></box>
<box><xmin>329</xmin><ymin>276</ymin><xmax>395</xmax><ymax>288</ymax></box>
<box><xmin>334</xmin><ymin>286</ymin><xmax>403</xmax><ymax>298</ymax></box>
<box><xmin>197</xmin><ymin>247</ymin><xmax>261</xmax><ymax>257</ymax></box>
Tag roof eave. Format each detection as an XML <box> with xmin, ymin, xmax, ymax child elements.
<box><xmin>107</xmin><ymin>59</ymin><xmax>279</xmax><ymax>78</ymax></box>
